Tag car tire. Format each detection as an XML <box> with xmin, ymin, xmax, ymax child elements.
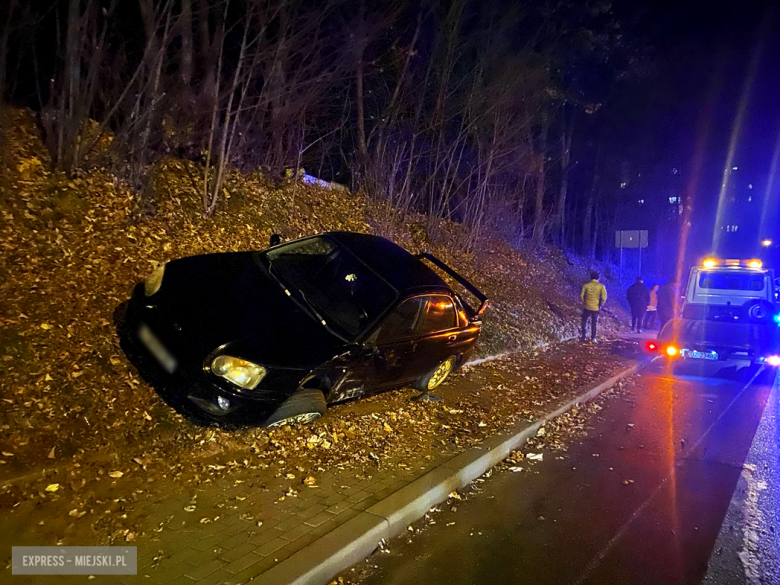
<box><xmin>265</xmin><ymin>388</ymin><xmax>327</xmax><ymax>427</ymax></box>
<box><xmin>414</xmin><ymin>356</ymin><xmax>457</xmax><ymax>392</ymax></box>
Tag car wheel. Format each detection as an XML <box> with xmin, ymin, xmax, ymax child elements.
<box><xmin>414</xmin><ymin>356</ymin><xmax>457</xmax><ymax>392</ymax></box>
<box><xmin>265</xmin><ymin>388</ymin><xmax>327</xmax><ymax>427</ymax></box>
<box><xmin>745</xmin><ymin>300</ymin><xmax>772</xmax><ymax>322</ymax></box>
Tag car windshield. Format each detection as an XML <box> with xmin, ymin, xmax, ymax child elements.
<box><xmin>265</xmin><ymin>236</ymin><xmax>398</xmax><ymax>339</ymax></box>
<box><xmin>698</xmin><ymin>271</ymin><xmax>765</xmax><ymax>291</ymax></box>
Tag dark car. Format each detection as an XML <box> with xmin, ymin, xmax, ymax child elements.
<box><xmin>119</xmin><ymin>232</ymin><xmax>487</xmax><ymax>426</ymax></box>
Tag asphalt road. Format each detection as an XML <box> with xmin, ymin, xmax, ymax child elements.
<box><xmin>350</xmin><ymin>358</ymin><xmax>779</xmax><ymax>585</ymax></box>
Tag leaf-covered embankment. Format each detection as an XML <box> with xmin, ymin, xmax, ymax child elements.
<box><xmin>0</xmin><ymin>108</ymin><xmax>629</xmax><ymax>477</ymax></box>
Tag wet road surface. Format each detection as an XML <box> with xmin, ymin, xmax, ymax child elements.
<box><xmin>349</xmin><ymin>359</ymin><xmax>778</xmax><ymax>585</ymax></box>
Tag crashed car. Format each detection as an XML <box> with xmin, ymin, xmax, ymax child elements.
<box><xmin>119</xmin><ymin>232</ymin><xmax>487</xmax><ymax>426</ymax></box>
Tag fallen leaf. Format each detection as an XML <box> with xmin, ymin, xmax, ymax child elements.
<box><xmin>45</xmin><ymin>484</ymin><xmax>60</xmax><ymax>492</ymax></box>
<box><xmin>108</xmin><ymin>471</ymin><xmax>124</xmax><ymax>478</ymax></box>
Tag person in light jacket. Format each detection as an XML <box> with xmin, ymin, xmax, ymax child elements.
<box><xmin>643</xmin><ymin>284</ymin><xmax>659</xmax><ymax>330</ymax></box>
<box><xmin>580</xmin><ymin>271</ymin><xmax>607</xmax><ymax>342</ymax></box>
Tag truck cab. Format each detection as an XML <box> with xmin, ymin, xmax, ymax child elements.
<box><xmin>657</xmin><ymin>259</ymin><xmax>780</xmax><ymax>366</ymax></box>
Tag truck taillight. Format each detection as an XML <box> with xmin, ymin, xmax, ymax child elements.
<box><xmin>665</xmin><ymin>345</ymin><xmax>678</xmax><ymax>356</ymax></box>
<box><xmin>767</xmin><ymin>355</ymin><xmax>780</xmax><ymax>367</ymax></box>
<box><xmin>646</xmin><ymin>341</ymin><xmax>658</xmax><ymax>351</ymax></box>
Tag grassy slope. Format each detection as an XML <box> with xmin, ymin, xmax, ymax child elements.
<box><xmin>0</xmin><ymin>108</ymin><xmax>629</xmax><ymax>475</ymax></box>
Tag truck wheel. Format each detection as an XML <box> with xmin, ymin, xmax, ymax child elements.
<box><xmin>265</xmin><ymin>388</ymin><xmax>327</xmax><ymax>427</ymax></box>
<box><xmin>745</xmin><ymin>301</ymin><xmax>773</xmax><ymax>323</ymax></box>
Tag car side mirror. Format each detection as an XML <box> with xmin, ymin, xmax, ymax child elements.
<box><xmin>269</xmin><ymin>233</ymin><xmax>282</xmax><ymax>247</ymax></box>
<box><xmin>349</xmin><ymin>341</ymin><xmax>378</xmax><ymax>357</ymax></box>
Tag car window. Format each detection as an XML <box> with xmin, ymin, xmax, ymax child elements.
<box><xmin>698</xmin><ymin>272</ymin><xmax>765</xmax><ymax>291</ymax></box>
<box><xmin>376</xmin><ymin>297</ymin><xmax>426</xmax><ymax>343</ymax></box>
<box><xmin>420</xmin><ymin>295</ymin><xmax>457</xmax><ymax>335</ymax></box>
<box><xmin>264</xmin><ymin>236</ymin><xmax>398</xmax><ymax>340</ymax></box>
<box><xmin>453</xmin><ymin>295</ymin><xmax>469</xmax><ymax>326</ymax></box>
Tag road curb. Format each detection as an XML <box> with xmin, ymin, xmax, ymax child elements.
<box><xmin>256</xmin><ymin>361</ymin><xmax>643</xmax><ymax>585</ymax></box>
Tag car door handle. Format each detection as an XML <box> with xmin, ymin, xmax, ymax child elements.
<box><xmin>447</xmin><ymin>335</ymin><xmax>457</xmax><ymax>342</ymax></box>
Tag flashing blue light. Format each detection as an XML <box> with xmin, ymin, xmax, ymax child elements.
<box><xmin>775</xmin><ymin>313</ymin><xmax>780</xmax><ymax>325</ymax></box>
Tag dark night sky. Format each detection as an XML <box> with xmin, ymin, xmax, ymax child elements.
<box><xmin>644</xmin><ymin>2</ymin><xmax>780</xmax><ymax>256</ymax></box>
<box><xmin>620</xmin><ymin>0</ymin><xmax>780</xmax><ymax>267</ymax></box>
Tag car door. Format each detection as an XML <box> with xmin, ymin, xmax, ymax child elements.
<box><xmin>406</xmin><ymin>294</ymin><xmax>463</xmax><ymax>378</ymax></box>
<box><xmin>370</xmin><ymin>296</ymin><xmax>427</xmax><ymax>390</ymax></box>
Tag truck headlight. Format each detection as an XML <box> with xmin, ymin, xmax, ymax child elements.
<box><xmin>144</xmin><ymin>263</ymin><xmax>166</xmax><ymax>296</ymax></box>
<box><xmin>211</xmin><ymin>356</ymin><xmax>266</xmax><ymax>389</ymax></box>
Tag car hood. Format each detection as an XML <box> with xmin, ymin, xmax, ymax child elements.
<box><xmin>154</xmin><ymin>251</ymin><xmax>343</xmax><ymax>368</ymax></box>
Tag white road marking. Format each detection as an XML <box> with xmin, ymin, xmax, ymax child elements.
<box><xmin>574</xmin><ymin>368</ymin><xmax>765</xmax><ymax>585</ymax></box>
<box><xmin>736</xmin><ymin>464</ymin><xmax>766</xmax><ymax>585</ymax></box>
<box><xmin>704</xmin><ymin>371</ymin><xmax>779</xmax><ymax>585</ymax></box>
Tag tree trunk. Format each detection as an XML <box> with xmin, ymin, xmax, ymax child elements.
<box><xmin>581</xmin><ymin>191</ymin><xmax>594</xmax><ymax>255</ymax></box>
<box><xmin>555</xmin><ymin>111</ymin><xmax>573</xmax><ymax>246</ymax></box>
<box><xmin>582</xmin><ymin>145</ymin><xmax>601</xmax><ymax>255</ymax></box>
<box><xmin>179</xmin><ymin>0</ymin><xmax>193</xmax><ymax>87</ymax></box>
<box><xmin>0</xmin><ymin>0</ymin><xmax>16</xmax><ymax>99</ymax></box>
<box><xmin>354</xmin><ymin>0</ymin><xmax>367</xmax><ymax>164</ymax></box>
<box><xmin>590</xmin><ymin>201</ymin><xmax>599</xmax><ymax>258</ymax></box>
<box><xmin>532</xmin><ymin>112</ymin><xmax>550</xmax><ymax>244</ymax></box>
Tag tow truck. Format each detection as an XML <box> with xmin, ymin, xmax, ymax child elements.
<box><xmin>654</xmin><ymin>258</ymin><xmax>780</xmax><ymax>368</ymax></box>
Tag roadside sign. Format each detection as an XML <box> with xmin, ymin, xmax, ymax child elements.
<box><xmin>615</xmin><ymin>230</ymin><xmax>648</xmax><ymax>249</ymax></box>
<box><xmin>615</xmin><ymin>230</ymin><xmax>649</xmax><ymax>280</ymax></box>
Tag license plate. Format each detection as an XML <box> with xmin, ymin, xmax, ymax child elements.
<box><xmin>681</xmin><ymin>349</ymin><xmax>718</xmax><ymax>361</ymax></box>
<box><xmin>138</xmin><ymin>323</ymin><xmax>177</xmax><ymax>373</ymax></box>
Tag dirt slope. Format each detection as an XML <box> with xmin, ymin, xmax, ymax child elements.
<box><xmin>0</xmin><ymin>108</ymin><xmax>629</xmax><ymax>477</ymax></box>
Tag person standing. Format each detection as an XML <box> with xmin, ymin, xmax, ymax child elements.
<box><xmin>580</xmin><ymin>271</ymin><xmax>607</xmax><ymax>342</ymax></box>
<box><xmin>643</xmin><ymin>284</ymin><xmax>659</xmax><ymax>330</ymax></box>
<box><xmin>626</xmin><ymin>276</ymin><xmax>650</xmax><ymax>333</ymax></box>
<box><xmin>657</xmin><ymin>278</ymin><xmax>679</xmax><ymax>330</ymax></box>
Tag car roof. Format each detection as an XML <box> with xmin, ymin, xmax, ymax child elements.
<box><xmin>327</xmin><ymin>232</ymin><xmax>450</xmax><ymax>294</ymax></box>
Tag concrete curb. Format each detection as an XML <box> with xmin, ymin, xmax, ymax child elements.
<box><xmin>257</xmin><ymin>361</ymin><xmax>643</xmax><ymax>585</ymax></box>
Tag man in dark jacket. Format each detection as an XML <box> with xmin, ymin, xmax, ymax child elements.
<box><xmin>657</xmin><ymin>277</ymin><xmax>679</xmax><ymax>329</ymax></box>
<box><xmin>626</xmin><ymin>277</ymin><xmax>650</xmax><ymax>333</ymax></box>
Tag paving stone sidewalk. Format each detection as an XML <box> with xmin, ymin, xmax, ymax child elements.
<box><xmin>3</xmin><ymin>441</ymin><xmax>456</xmax><ymax>585</ymax></box>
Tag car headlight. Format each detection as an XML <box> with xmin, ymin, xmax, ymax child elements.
<box><xmin>211</xmin><ymin>356</ymin><xmax>266</xmax><ymax>390</ymax></box>
<box><xmin>144</xmin><ymin>263</ymin><xmax>166</xmax><ymax>296</ymax></box>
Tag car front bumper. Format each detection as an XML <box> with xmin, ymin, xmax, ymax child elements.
<box><xmin>119</xmin><ymin>285</ymin><xmax>286</xmax><ymax>424</ymax></box>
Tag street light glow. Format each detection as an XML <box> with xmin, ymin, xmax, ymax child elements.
<box><xmin>761</xmin><ymin>239</ymin><xmax>772</xmax><ymax>247</ymax></box>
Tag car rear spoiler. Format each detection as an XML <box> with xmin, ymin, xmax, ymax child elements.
<box><xmin>415</xmin><ymin>253</ymin><xmax>488</xmax><ymax>317</ymax></box>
